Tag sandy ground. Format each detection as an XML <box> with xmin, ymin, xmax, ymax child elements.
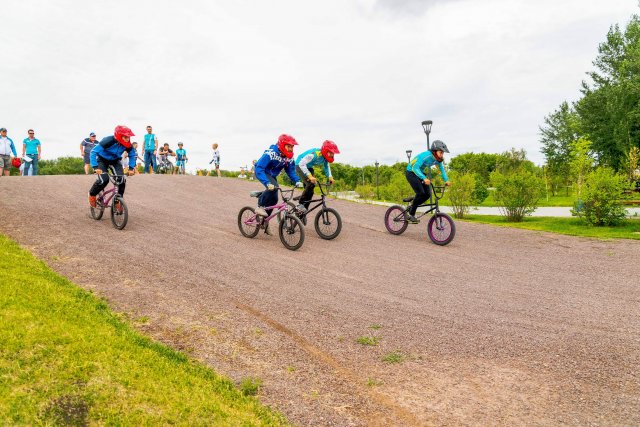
<box><xmin>1</xmin><ymin>175</ymin><xmax>639</xmax><ymax>426</ymax></box>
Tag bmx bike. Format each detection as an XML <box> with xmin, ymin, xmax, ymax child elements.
<box><xmin>90</xmin><ymin>166</ymin><xmax>129</xmax><ymax>230</ymax></box>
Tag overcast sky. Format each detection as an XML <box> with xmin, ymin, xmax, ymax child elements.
<box><xmin>1</xmin><ymin>0</ymin><xmax>638</xmax><ymax>171</ymax></box>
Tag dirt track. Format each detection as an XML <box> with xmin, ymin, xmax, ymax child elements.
<box><xmin>1</xmin><ymin>175</ymin><xmax>639</xmax><ymax>426</ymax></box>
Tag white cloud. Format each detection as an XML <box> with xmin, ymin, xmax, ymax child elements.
<box><xmin>0</xmin><ymin>0</ymin><xmax>637</xmax><ymax>171</ymax></box>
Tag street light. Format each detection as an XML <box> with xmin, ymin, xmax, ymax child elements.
<box><xmin>421</xmin><ymin>120</ymin><xmax>433</xmax><ymax>151</ymax></box>
<box><xmin>406</xmin><ymin>149</ymin><xmax>413</xmax><ymax>163</ymax></box>
<box><xmin>375</xmin><ymin>161</ymin><xmax>380</xmax><ymax>200</ymax></box>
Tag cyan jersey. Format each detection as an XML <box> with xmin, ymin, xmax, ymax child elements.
<box><xmin>296</xmin><ymin>148</ymin><xmax>331</xmax><ymax>178</ymax></box>
<box><xmin>144</xmin><ymin>133</ymin><xmax>156</xmax><ymax>151</ymax></box>
<box><xmin>407</xmin><ymin>150</ymin><xmax>448</xmax><ymax>181</ymax></box>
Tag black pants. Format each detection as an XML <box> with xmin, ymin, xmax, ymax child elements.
<box><xmin>89</xmin><ymin>157</ymin><xmax>126</xmax><ymax>197</ymax></box>
<box><xmin>258</xmin><ymin>174</ymin><xmax>279</xmax><ymax>216</ymax></box>
<box><xmin>296</xmin><ymin>165</ymin><xmax>315</xmax><ymax>210</ymax></box>
<box><xmin>405</xmin><ymin>170</ymin><xmax>431</xmax><ymax>215</ymax></box>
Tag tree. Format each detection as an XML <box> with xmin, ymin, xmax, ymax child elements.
<box><xmin>491</xmin><ymin>169</ymin><xmax>544</xmax><ymax>222</ymax></box>
<box><xmin>540</xmin><ymin>102</ymin><xmax>580</xmax><ymax>195</ymax></box>
<box><xmin>569</xmin><ymin>137</ymin><xmax>596</xmax><ymax>198</ymax></box>
<box><xmin>572</xmin><ymin>167</ymin><xmax>627</xmax><ymax>225</ymax></box>
<box><xmin>576</xmin><ymin>16</ymin><xmax>640</xmax><ymax>171</ymax></box>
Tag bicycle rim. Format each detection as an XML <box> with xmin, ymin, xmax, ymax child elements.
<box><xmin>238</xmin><ymin>207</ymin><xmax>260</xmax><ymax>238</ymax></box>
<box><xmin>111</xmin><ymin>196</ymin><xmax>128</xmax><ymax>230</ymax></box>
<box><xmin>314</xmin><ymin>207</ymin><xmax>342</xmax><ymax>240</ymax></box>
<box><xmin>279</xmin><ymin>214</ymin><xmax>305</xmax><ymax>250</ymax></box>
<box><xmin>427</xmin><ymin>213</ymin><xmax>455</xmax><ymax>245</ymax></box>
<box><xmin>384</xmin><ymin>205</ymin><xmax>408</xmax><ymax>235</ymax></box>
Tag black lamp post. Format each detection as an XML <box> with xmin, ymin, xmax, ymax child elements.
<box><xmin>421</xmin><ymin>120</ymin><xmax>433</xmax><ymax>151</ymax></box>
<box><xmin>375</xmin><ymin>161</ymin><xmax>380</xmax><ymax>199</ymax></box>
<box><xmin>406</xmin><ymin>149</ymin><xmax>413</xmax><ymax>163</ymax></box>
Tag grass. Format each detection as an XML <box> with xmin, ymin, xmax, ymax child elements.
<box><xmin>460</xmin><ymin>215</ymin><xmax>640</xmax><ymax>240</ymax></box>
<box><xmin>0</xmin><ymin>234</ymin><xmax>287</xmax><ymax>425</ymax></box>
<box><xmin>356</xmin><ymin>336</ymin><xmax>380</xmax><ymax>346</ymax></box>
<box><xmin>382</xmin><ymin>351</ymin><xmax>406</xmax><ymax>364</ymax></box>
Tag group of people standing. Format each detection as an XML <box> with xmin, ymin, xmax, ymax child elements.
<box><xmin>80</xmin><ymin>125</ymin><xmax>191</xmax><ymax>175</ymax></box>
<box><xmin>0</xmin><ymin>128</ymin><xmax>42</xmax><ymax>176</ymax></box>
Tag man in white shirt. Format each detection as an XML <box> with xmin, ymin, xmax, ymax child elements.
<box><xmin>0</xmin><ymin>128</ymin><xmax>18</xmax><ymax>176</ymax></box>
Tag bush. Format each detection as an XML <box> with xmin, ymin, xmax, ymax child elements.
<box><xmin>571</xmin><ymin>167</ymin><xmax>627</xmax><ymax>225</ymax></box>
<box><xmin>472</xmin><ymin>173</ymin><xmax>489</xmax><ymax>204</ymax></box>
<box><xmin>355</xmin><ymin>184</ymin><xmax>375</xmax><ymax>200</ymax></box>
<box><xmin>39</xmin><ymin>157</ymin><xmax>85</xmax><ymax>175</ymax></box>
<box><xmin>446</xmin><ymin>171</ymin><xmax>476</xmax><ymax>219</ymax></box>
<box><xmin>491</xmin><ymin>169</ymin><xmax>544</xmax><ymax>221</ymax></box>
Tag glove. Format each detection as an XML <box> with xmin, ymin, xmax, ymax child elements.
<box><xmin>295</xmin><ymin>181</ymin><xmax>304</xmax><ymax>188</ymax></box>
<box><xmin>267</xmin><ymin>184</ymin><xmax>275</xmax><ymax>191</ymax></box>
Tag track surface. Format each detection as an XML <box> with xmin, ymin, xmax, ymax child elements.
<box><xmin>1</xmin><ymin>175</ymin><xmax>639</xmax><ymax>426</ymax></box>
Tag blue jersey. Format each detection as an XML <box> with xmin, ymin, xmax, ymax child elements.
<box><xmin>296</xmin><ymin>148</ymin><xmax>332</xmax><ymax>178</ymax></box>
<box><xmin>90</xmin><ymin>136</ymin><xmax>137</xmax><ymax>169</ymax></box>
<box><xmin>255</xmin><ymin>144</ymin><xmax>300</xmax><ymax>186</ymax></box>
<box><xmin>176</xmin><ymin>148</ymin><xmax>187</xmax><ymax>165</ymax></box>
<box><xmin>407</xmin><ymin>150</ymin><xmax>448</xmax><ymax>181</ymax></box>
<box><xmin>144</xmin><ymin>133</ymin><xmax>156</xmax><ymax>151</ymax></box>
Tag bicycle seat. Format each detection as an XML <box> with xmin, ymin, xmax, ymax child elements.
<box><xmin>403</xmin><ymin>196</ymin><xmax>414</xmax><ymax>202</ymax></box>
<box><xmin>250</xmin><ymin>191</ymin><xmax>263</xmax><ymax>198</ymax></box>
<box><xmin>292</xmin><ymin>195</ymin><xmax>301</xmax><ymax>201</ymax></box>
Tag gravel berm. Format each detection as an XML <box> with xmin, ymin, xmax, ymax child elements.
<box><xmin>1</xmin><ymin>175</ymin><xmax>639</xmax><ymax>426</ymax></box>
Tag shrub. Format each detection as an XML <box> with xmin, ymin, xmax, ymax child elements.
<box><xmin>446</xmin><ymin>171</ymin><xmax>476</xmax><ymax>219</ymax></box>
<box><xmin>491</xmin><ymin>169</ymin><xmax>544</xmax><ymax>221</ymax></box>
<box><xmin>39</xmin><ymin>157</ymin><xmax>85</xmax><ymax>175</ymax></box>
<box><xmin>572</xmin><ymin>167</ymin><xmax>627</xmax><ymax>225</ymax></box>
<box><xmin>355</xmin><ymin>184</ymin><xmax>375</xmax><ymax>200</ymax></box>
<box><xmin>473</xmin><ymin>174</ymin><xmax>489</xmax><ymax>204</ymax></box>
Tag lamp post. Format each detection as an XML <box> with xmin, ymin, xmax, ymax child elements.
<box><xmin>421</xmin><ymin>120</ymin><xmax>433</xmax><ymax>151</ymax></box>
<box><xmin>375</xmin><ymin>161</ymin><xmax>380</xmax><ymax>200</ymax></box>
<box><xmin>406</xmin><ymin>149</ymin><xmax>413</xmax><ymax>163</ymax></box>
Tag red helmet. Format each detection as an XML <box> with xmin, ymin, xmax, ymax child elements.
<box><xmin>277</xmin><ymin>134</ymin><xmax>297</xmax><ymax>159</ymax></box>
<box><xmin>11</xmin><ymin>157</ymin><xmax>21</xmax><ymax>168</ymax></box>
<box><xmin>114</xmin><ymin>125</ymin><xmax>135</xmax><ymax>148</ymax></box>
<box><xmin>321</xmin><ymin>140</ymin><xmax>340</xmax><ymax>163</ymax></box>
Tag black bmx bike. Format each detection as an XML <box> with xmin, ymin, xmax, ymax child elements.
<box><xmin>384</xmin><ymin>183</ymin><xmax>455</xmax><ymax>245</ymax></box>
<box><xmin>288</xmin><ymin>182</ymin><xmax>342</xmax><ymax>240</ymax></box>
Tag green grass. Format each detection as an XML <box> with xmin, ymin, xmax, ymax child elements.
<box><xmin>356</xmin><ymin>336</ymin><xmax>380</xmax><ymax>346</ymax></box>
<box><xmin>460</xmin><ymin>215</ymin><xmax>640</xmax><ymax>240</ymax></box>
<box><xmin>0</xmin><ymin>234</ymin><xmax>287</xmax><ymax>425</ymax></box>
<box><xmin>382</xmin><ymin>351</ymin><xmax>406</xmax><ymax>364</ymax></box>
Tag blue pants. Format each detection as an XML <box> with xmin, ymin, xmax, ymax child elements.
<box><xmin>144</xmin><ymin>150</ymin><xmax>156</xmax><ymax>173</ymax></box>
<box><xmin>23</xmin><ymin>155</ymin><xmax>39</xmax><ymax>176</ymax></box>
<box><xmin>258</xmin><ymin>174</ymin><xmax>279</xmax><ymax>215</ymax></box>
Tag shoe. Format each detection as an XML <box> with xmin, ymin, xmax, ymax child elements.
<box><xmin>264</xmin><ymin>223</ymin><xmax>273</xmax><ymax>236</ymax></box>
<box><xmin>255</xmin><ymin>207</ymin><xmax>268</xmax><ymax>217</ymax></box>
<box><xmin>406</xmin><ymin>214</ymin><xmax>419</xmax><ymax>224</ymax></box>
<box><xmin>89</xmin><ymin>194</ymin><xmax>97</xmax><ymax>208</ymax></box>
<box><xmin>295</xmin><ymin>204</ymin><xmax>307</xmax><ymax>214</ymax></box>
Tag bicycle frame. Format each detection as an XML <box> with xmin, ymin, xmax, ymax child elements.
<box><xmin>296</xmin><ymin>182</ymin><xmax>331</xmax><ymax>217</ymax></box>
<box><xmin>395</xmin><ymin>184</ymin><xmax>447</xmax><ymax>220</ymax></box>
<box><xmin>97</xmin><ymin>167</ymin><xmax>126</xmax><ymax>207</ymax></box>
<box><xmin>243</xmin><ymin>187</ymin><xmax>295</xmax><ymax>226</ymax></box>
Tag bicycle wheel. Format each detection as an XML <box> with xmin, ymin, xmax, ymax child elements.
<box><xmin>238</xmin><ymin>206</ymin><xmax>261</xmax><ymax>238</ymax></box>
<box><xmin>90</xmin><ymin>195</ymin><xmax>105</xmax><ymax>220</ymax></box>
<box><xmin>427</xmin><ymin>213</ymin><xmax>456</xmax><ymax>246</ymax></box>
<box><xmin>314</xmin><ymin>207</ymin><xmax>342</xmax><ymax>240</ymax></box>
<box><xmin>278</xmin><ymin>213</ymin><xmax>305</xmax><ymax>251</ymax></box>
<box><xmin>110</xmin><ymin>195</ymin><xmax>128</xmax><ymax>230</ymax></box>
<box><xmin>384</xmin><ymin>205</ymin><xmax>408</xmax><ymax>235</ymax></box>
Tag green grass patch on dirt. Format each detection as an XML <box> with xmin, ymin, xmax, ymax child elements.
<box><xmin>460</xmin><ymin>215</ymin><xmax>640</xmax><ymax>240</ymax></box>
<box><xmin>0</xmin><ymin>234</ymin><xmax>287</xmax><ymax>425</ymax></box>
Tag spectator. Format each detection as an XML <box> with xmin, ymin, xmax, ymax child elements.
<box><xmin>238</xmin><ymin>167</ymin><xmax>247</xmax><ymax>179</ymax></box>
<box><xmin>209</xmin><ymin>143</ymin><xmax>221</xmax><ymax>177</ymax></box>
<box><xmin>143</xmin><ymin>125</ymin><xmax>158</xmax><ymax>173</ymax></box>
<box><xmin>80</xmin><ymin>132</ymin><xmax>98</xmax><ymax>174</ymax></box>
<box><xmin>249</xmin><ymin>159</ymin><xmax>257</xmax><ymax>180</ymax></box>
<box><xmin>22</xmin><ymin>129</ymin><xmax>41</xmax><ymax>176</ymax></box>
<box><xmin>173</xmin><ymin>142</ymin><xmax>188</xmax><ymax>175</ymax></box>
<box><xmin>0</xmin><ymin>127</ymin><xmax>17</xmax><ymax>177</ymax></box>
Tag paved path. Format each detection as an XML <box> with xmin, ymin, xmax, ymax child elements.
<box><xmin>1</xmin><ymin>176</ymin><xmax>639</xmax><ymax>426</ymax></box>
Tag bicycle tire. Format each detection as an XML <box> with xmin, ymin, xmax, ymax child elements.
<box><xmin>384</xmin><ymin>205</ymin><xmax>408</xmax><ymax>235</ymax></box>
<box><xmin>427</xmin><ymin>212</ymin><xmax>456</xmax><ymax>246</ymax></box>
<box><xmin>238</xmin><ymin>206</ymin><xmax>261</xmax><ymax>238</ymax></box>
<box><xmin>90</xmin><ymin>195</ymin><xmax>105</xmax><ymax>220</ymax></box>
<box><xmin>110</xmin><ymin>195</ymin><xmax>128</xmax><ymax>230</ymax></box>
<box><xmin>278</xmin><ymin>213</ymin><xmax>305</xmax><ymax>251</ymax></box>
<box><xmin>314</xmin><ymin>207</ymin><xmax>342</xmax><ymax>240</ymax></box>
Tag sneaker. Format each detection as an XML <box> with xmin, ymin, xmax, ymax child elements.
<box><xmin>88</xmin><ymin>194</ymin><xmax>97</xmax><ymax>208</ymax></box>
<box><xmin>406</xmin><ymin>214</ymin><xmax>420</xmax><ymax>224</ymax></box>
<box><xmin>255</xmin><ymin>207</ymin><xmax>268</xmax><ymax>217</ymax></box>
<box><xmin>295</xmin><ymin>204</ymin><xmax>307</xmax><ymax>214</ymax></box>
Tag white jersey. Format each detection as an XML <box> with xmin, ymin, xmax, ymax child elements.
<box><xmin>211</xmin><ymin>149</ymin><xmax>220</xmax><ymax>164</ymax></box>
